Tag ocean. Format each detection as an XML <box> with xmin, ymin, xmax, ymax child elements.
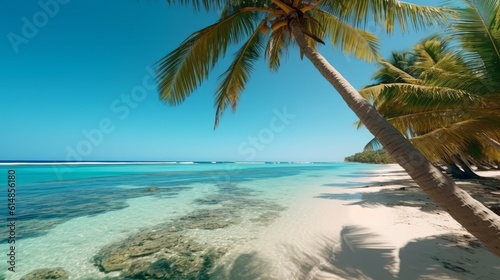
<box><xmin>0</xmin><ymin>162</ymin><xmax>386</xmax><ymax>279</ymax></box>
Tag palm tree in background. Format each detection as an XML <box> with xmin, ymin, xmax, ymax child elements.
<box><xmin>359</xmin><ymin>36</ymin><xmax>500</xmax><ymax>178</ymax></box>
<box><xmin>157</xmin><ymin>0</ymin><xmax>500</xmax><ymax>255</ymax></box>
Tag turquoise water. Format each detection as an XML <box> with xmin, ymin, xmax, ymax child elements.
<box><xmin>0</xmin><ymin>162</ymin><xmax>384</xmax><ymax>279</ymax></box>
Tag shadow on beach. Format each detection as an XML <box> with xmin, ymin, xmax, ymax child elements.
<box><xmin>336</xmin><ymin>170</ymin><xmax>408</xmax><ymax>178</ymax></box>
<box><xmin>209</xmin><ymin>226</ymin><xmax>500</xmax><ymax>280</ymax></box>
<box><xmin>325</xmin><ymin>226</ymin><xmax>499</xmax><ymax>280</ymax></box>
<box><xmin>315</xmin><ymin>186</ymin><xmax>440</xmax><ymax>213</ymax></box>
<box><xmin>318</xmin><ymin>170</ymin><xmax>500</xmax><ymax>214</ymax></box>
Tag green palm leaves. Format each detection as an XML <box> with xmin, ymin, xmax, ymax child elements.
<box><xmin>360</xmin><ymin>1</ymin><xmax>500</xmax><ymax>165</ymax></box>
<box><xmin>215</xmin><ymin>21</ymin><xmax>266</xmax><ymax>127</ymax></box>
<box><xmin>157</xmin><ymin>0</ymin><xmax>450</xmax><ymax>127</ymax></box>
<box><xmin>308</xmin><ymin>8</ymin><xmax>380</xmax><ymax>62</ymax></box>
<box><xmin>455</xmin><ymin>0</ymin><xmax>500</xmax><ymax>93</ymax></box>
<box><xmin>157</xmin><ymin>11</ymin><xmax>257</xmax><ymax>106</ymax></box>
<box><xmin>321</xmin><ymin>0</ymin><xmax>449</xmax><ymax>33</ymax></box>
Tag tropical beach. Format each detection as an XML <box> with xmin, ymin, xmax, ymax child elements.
<box><xmin>0</xmin><ymin>162</ymin><xmax>499</xmax><ymax>279</ymax></box>
<box><xmin>2</xmin><ymin>0</ymin><xmax>500</xmax><ymax>279</ymax></box>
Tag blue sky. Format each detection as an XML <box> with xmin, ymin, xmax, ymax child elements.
<box><xmin>0</xmin><ymin>0</ymin><xmax>447</xmax><ymax>162</ymax></box>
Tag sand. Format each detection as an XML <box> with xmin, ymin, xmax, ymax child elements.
<box><xmin>211</xmin><ymin>164</ymin><xmax>500</xmax><ymax>280</ymax></box>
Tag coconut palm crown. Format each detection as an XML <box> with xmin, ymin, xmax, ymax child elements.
<box><xmin>157</xmin><ymin>0</ymin><xmax>500</xmax><ymax>256</ymax></box>
<box><xmin>158</xmin><ymin>0</ymin><xmax>448</xmax><ymax>127</ymax></box>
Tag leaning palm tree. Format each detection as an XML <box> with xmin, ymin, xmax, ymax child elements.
<box><xmin>157</xmin><ymin>0</ymin><xmax>500</xmax><ymax>255</ymax></box>
<box><xmin>359</xmin><ymin>36</ymin><xmax>500</xmax><ymax>177</ymax></box>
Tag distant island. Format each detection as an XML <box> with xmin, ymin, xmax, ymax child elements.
<box><xmin>345</xmin><ymin>149</ymin><xmax>396</xmax><ymax>164</ymax></box>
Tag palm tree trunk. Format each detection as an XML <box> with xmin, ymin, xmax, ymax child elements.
<box><xmin>288</xmin><ymin>13</ymin><xmax>500</xmax><ymax>257</ymax></box>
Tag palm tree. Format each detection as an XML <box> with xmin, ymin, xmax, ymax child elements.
<box><xmin>359</xmin><ymin>36</ymin><xmax>500</xmax><ymax>178</ymax></box>
<box><xmin>358</xmin><ymin>2</ymin><xmax>500</xmax><ymax>168</ymax></box>
<box><xmin>157</xmin><ymin>0</ymin><xmax>500</xmax><ymax>256</ymax></box>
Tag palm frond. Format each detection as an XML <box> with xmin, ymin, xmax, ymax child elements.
<box><xmin>453</xmin><ymin>0</ymin><xmax>500</xmax><ymax>75</ymax></box>
<box><xmin>463</xmin><ymin>0</ymin><xmax>500</xmax><ymax>29</ymax></box>
<box><xmin>156</xmin><ymin>11</ymin><xmax>257</xmax><ymax>105</ymax></box>
<box><xmin>376</xmin><ymin>59</ymin><xmax>420</xmax><ymax>83</ymax></box>
<box><xmin>363</xmin><ymin>83</ymin><xmax>484</xmax><ymax>116</ymax></box>
<box><xmin>381</xmin><ymin>96</ymin><xmax>499</xmax><ymax>139</ymax></box>
<box><xmin>368</xmin><ymin>51</ymin><xmax>421</xmax><ymax>85</ymax></box>
<box><xmin>214</xmin><ymin>22</ymin><xmax>266</xmax><ymax>128</ymax></box>
<box><xmin>386</xmin><ymin>109</ymin><xmax>473</xmax><ymax>137</ymax></box>
<box><xmin>265</xmin><ymin>24</ymin><xmax>290</xmax><ymax>71</ymax></box>
<box><xmin>221</xmin><ymin>0</ymin><xmax>275</xmax><ymax>17</ymax></box>
<box><xmin>320</xmin><ymin>0</ymin><xmax>451</xmax><ymax>33</ymax></box>
<box><xmin>410</xmin><ymin>116</ymin><xmax>500</xmax><ymax>162</ymax></box>
<box><xmin>166</xmin><ymin>0</ymin><xmax>227</xmax><ymax>11</ymax></box>
<box><xmin>409</xmin><ymin>36</ymin><xmax>494</xmax><ymax>94</ymax></box>
<box><xmin>309</xmin><ymin>8</ymin><xmax>380</xmax><ymax>62</ymax></box>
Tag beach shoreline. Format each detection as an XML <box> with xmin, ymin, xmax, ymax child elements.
<box><xmin>8</xmin><ymin>163</ymin><xmax>500</xmax><ymax>279</ymax></box>
<box><xmin>210</xmin><ymin>164</ymin><xmax>500</xmax><ymax>279</ymax></box>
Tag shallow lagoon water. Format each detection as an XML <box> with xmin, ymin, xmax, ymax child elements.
<box><xmin>0</xmin><ymin>162</ymin><xmax>383</xmax><ymax>279</ymax></box>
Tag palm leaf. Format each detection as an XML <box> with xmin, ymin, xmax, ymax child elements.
<box><xmin>214</xmin><ymin>21</ymin><xmax>266</xmax><ymax>127</ymax></box>
<box><xmin>375</xmin><ymin>59</ymin><xmax>420</xmax><ymax>84</ymax></box>
<box><xmin>363</xmin><ymin>83</ymin><xmax>484</xmax><ymax>116</ymax></box>
<box><xmin>320</xmin><ymin>0</ymin><xmax>451</xmax><ymax>33</ymax></box>
<box><xmin>309</xmin><ymin>8</ymin><xmax>380</xmax><ymax>62</ymax></box>
<box><xmin>410</xmin><ymin>117</ymin><xmax>500</xmax><ymax>162</ymax></box>
<box><xmin>265</xmin><ymin>24</ymin><xmax>290</xmax><ymax>71</ymax></box>
<box><xmin>156</xmin><ymin>10</ymin><xmax>257</xmax><ymax>105</ymax></box>
<box><xmin>453</xmin><ymin>0</ymin><xmax>500</xmax><ymax>75</ymax></box>
<box><xmin>221</xmin><ymin>0</ymin><xmax>275</xmax><ymax>17</ymax></box>
<box><xmin>365</xmin><ymin>51</ymin><xmax>421</xmax><ymax>87</ymax></box>
<box><xmin>410</xmin><ymin>37</ymin><xmax>493</xmax><ymax>94</ymax></box>
<box><xmin>387</xmin><ymin>109</ymin><xmax>473</xmax><ymax>138</ymax></box>
<box><xmin>166</xmin><ymin>0</ymin><xmax>227</xmax><ymax>11</ymax></box>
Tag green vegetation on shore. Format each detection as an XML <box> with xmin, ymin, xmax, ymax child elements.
<box><xmin>344</xmin><ymin>150</ymin><xmax>395</xmax><ymax>164</ymax></box>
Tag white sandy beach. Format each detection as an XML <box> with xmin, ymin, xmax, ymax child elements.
<box><xmin>209</xmin><ymin>165</ymin><xmax>500</xmax><ymax>280</ymax></box>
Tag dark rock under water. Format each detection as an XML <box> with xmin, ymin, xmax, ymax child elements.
<box><xmin>20</xmin><ymin>267</ymin><xmax>69</xmax><ymax>280</ymax></box>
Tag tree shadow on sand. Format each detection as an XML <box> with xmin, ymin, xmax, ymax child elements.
<box><xmin>312</xmin><ymin>226</ymin><xmax>499</xmax><ymax>280</ymax></box>
<box><xmin>315</xmin><ymin>186</ymin><xmax>440</xmax><ymax>213</ymax></box>
<box><xmin>320</xmin><ymin>172</ymin><xmax>500</xmax><ymax>214</ymax></box>
<box><xmin>322</xmin><ymin>177</ymin><xmax>415</xmax><ymax>188</ymax></box>
<box><xmin>323</xmin><ymin>178</ymin><xmax>416</xmax><ymax>187</ymax></box>
<box><xmin>209</xmin><ymin>226</ymin><xmax>500</xmax><ymax>279</ymax></box>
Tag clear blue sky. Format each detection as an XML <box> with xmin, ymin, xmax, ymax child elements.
<box><xmin>0</xmin><ymin>0</ymin><xmax>448</xmax><ymax>162</ymax></box>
